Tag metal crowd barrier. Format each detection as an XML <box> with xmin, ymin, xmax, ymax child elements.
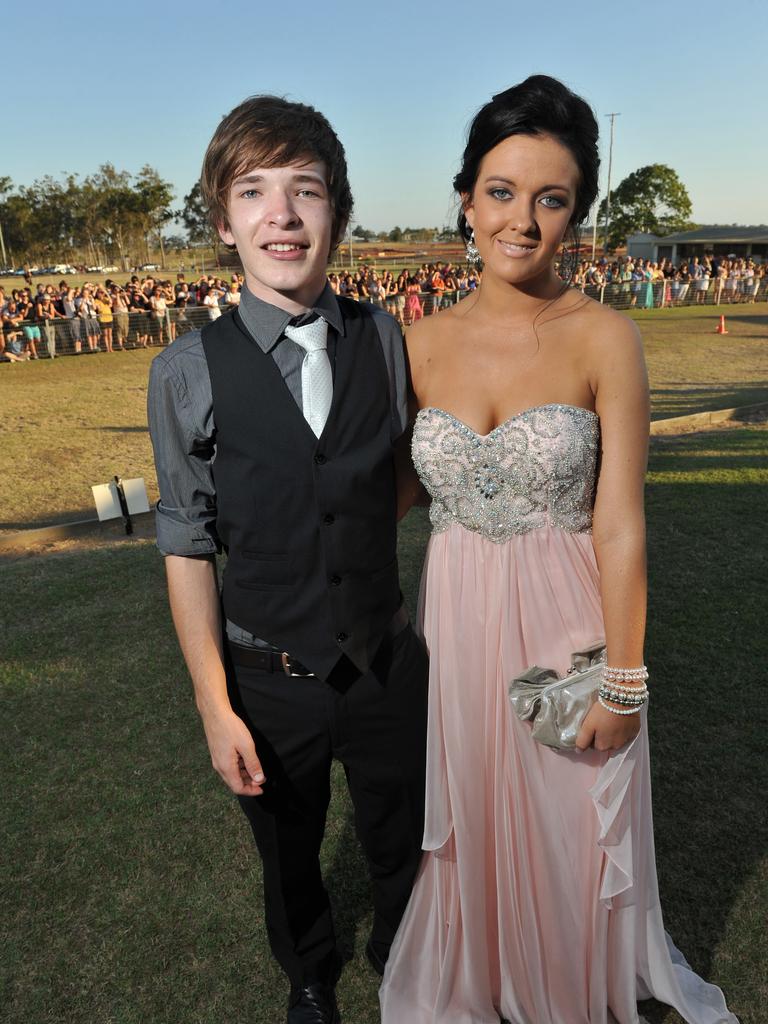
<box><xmin>7</xmin><ymin>279</ymin><xmax>767</xmax><ymax>359</ymax></box>
<box><xmin>6</xmin><ymin>306</ymin><xmax>231</xmax><ymax>357</ymax></box>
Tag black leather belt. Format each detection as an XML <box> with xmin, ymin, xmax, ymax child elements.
<box><xmin>227</xmin><ymin>646</ymin><xmax>315</xmax><ymax>677</ymax></box>
<box><xmin>227</xmin><ymin>604</ymin><xmax>410</xmax><ymax>678</ymax></box>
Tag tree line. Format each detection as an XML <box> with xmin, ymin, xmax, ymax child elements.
<box><xmin>354</xmin><ymin>166</ymin><xmax>696</xmax><ymax>252</ymax></box>
<box><xmin>0</xmin><ymin>161</ymin><xmax>695</xmax><ymax>269</ymax></box>
<box><xmin>0</xmin><ymin>165</ymin><xmax>176</xmax><ymax>270</ymax></box>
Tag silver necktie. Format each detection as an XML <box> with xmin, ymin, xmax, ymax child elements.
<box><xmin>284</xmin><ymin>316</ymin><xmax>332</xmax><ymax>438</ymax></box>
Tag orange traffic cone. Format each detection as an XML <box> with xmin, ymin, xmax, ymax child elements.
<box><xmin>715</xmin><ymin>315</ymin><xmax>728</xmax><ymax>334</ymax></box>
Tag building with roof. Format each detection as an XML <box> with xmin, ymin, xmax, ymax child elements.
<box><xmin>628</xmin><ymin>225</ymin><xmax>768</xmax><ymax>262</ymax></box>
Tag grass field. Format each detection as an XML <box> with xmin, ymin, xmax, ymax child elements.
<box><xmin>1</xmin><ymin>303</ymin><xmax>766</xmax><ymax>1022</ymax></box>
<box><xmin>1</xmin><ymin>304</ymin><xmax>765</xmax><ymax>534</ymax></box>
<box><xmin>2</xmin><ymin>424</ymin><xmax>766</xmax><ymax>1023</ymax></box>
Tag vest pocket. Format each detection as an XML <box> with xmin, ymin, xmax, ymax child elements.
<box><xmin>236</xmin><ymin>550</ymin><xmax>295</xmax><ymax>589</ymax></box>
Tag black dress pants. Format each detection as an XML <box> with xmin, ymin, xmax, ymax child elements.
<box><xmin>228</xmin><ymin>624</ymin><xmax>428</xmax><ymax>989</ymax></box>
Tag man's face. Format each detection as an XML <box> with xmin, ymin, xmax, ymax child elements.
<box><xmin>218</xmin><ymin>160</ymin><xmax>333</xmax><ymax>312</ymax></box>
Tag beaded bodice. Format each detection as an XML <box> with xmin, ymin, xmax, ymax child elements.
<box><xmin>412</xmin><ymin>404</ymin><xmax>600</xmax><ymax>543</ymax></box>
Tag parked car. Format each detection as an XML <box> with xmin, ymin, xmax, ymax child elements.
<box><xmin>139</xmin><ymin>263</ymin><xmax>159</xmax><ymax>271</ymax></box>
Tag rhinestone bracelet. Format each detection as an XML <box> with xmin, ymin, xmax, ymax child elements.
<box><xmin>598</xmin><ymin>695</ymin><xmax>645</xmax><ymax>716</ymax></box>
<box><xmin>602</xmin><ymin>691</ymin><xmax>648</xmax><ymax>704</ymax></box>
<box><xmin>602</xmin><ymin>665</ymin><xmax>649</xmax><ymax>682</ymax></box>
<box><xmin>599</xmin><ymin>687</ymin><xmax>647</xmax><ymax>706</ymax></box>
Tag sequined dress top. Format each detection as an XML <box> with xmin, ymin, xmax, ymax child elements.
<box><xmin>412</xmin><ymin>403</ymin><xmax>600</xmax><ymax>542</ymax></box>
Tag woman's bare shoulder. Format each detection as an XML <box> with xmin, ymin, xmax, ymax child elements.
<box><xmin>555</xmin><ymin>291</ymin><xmax>642</xmax><ymax>353</ymax></box>
<box><xmin>405</xmin><ymin>302</ymin><xmax>466</xmax><ymax>353</ymax></box>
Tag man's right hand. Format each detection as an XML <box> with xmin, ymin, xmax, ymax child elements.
<box><xmin>202</xmin><ymin>708</ymin><xmax>267</xmax><ymax>796</ymax></box>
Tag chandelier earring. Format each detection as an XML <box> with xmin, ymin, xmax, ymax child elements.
<box><xmin>466</xmin><ymin>230</ymin><xmax>482</xmax><ymax>266</ymax></box>
<box><xmin>558</xmin><ymin>245</ymin><xmax>577</xmax><ymax>281</ymax></box>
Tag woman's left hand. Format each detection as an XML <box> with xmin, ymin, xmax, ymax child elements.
<box><xmin>575</xmin><ymin>701</ymin><xmax>641</xmax><ymax>752</ymax></box>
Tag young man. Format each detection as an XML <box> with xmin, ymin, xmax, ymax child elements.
<box><xmin>147</xmin><ymin>96</ymin><xmax>427</xmax><ymax>1024</ymax></box>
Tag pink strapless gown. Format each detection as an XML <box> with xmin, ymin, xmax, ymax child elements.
<box><xmin>379</xmin><ymin>405</ymin><xmax>738</xmax><ymax>1024</ymax></box>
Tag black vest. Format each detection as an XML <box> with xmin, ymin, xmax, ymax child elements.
<box><xmin>201</xmin><ymin>301</ymin><xmax>402</xmax><ymax>679</ymax></box>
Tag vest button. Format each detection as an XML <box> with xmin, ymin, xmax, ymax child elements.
<box><xmin>330</xmin><ymin>574</ymin><xmax>342</xmax><ymax>586</ymax></box>
<box><xmin>314</xmin><ymin>453</ymin><xmax>327</xmax><ymax>465</ymax></box>
<box><xmin>323</xmin><ymin>514</ymin><xmax>335</xmax><ymax>525</ymax></box>
<box><xmin>336</xmin><ymin>631</ymin><xmax>348</xmax><ymax>643</ymax></box>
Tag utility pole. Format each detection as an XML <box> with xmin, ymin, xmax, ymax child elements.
<box><xmin>603</xmin><ymin>113</ymin><xmax>621</xmax><ymax>256</ymax></box>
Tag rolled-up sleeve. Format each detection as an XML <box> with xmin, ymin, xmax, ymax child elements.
<box><xmin>147</xmin><ymin>333</ymin><xmax>221</xmax><ymax>556</ymax></box>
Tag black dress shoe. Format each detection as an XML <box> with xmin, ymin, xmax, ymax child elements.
<box><xmin>364</xmin><ymin>938</ymin><xmax>388</xmax><ymax>977</ymax></box>
<box><xmin>287</xmin><ymin>981</ymin><xmax>340</xmax><ymax>1024</ymax></box>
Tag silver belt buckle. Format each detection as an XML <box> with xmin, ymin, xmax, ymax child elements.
<box><xmin>281</xmin><ymin>652</ymin><xmax>314</xmax><ymax>678</ymax></box>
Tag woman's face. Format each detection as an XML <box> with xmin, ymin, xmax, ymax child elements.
<box><xmin>463</xmin><ymin>132</ymin><xmax>579</xmax><ymax>288</ymax></box>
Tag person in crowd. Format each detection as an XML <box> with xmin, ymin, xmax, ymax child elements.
<box><xmin>405</xmin><ymin>275</ymin><xmax>424</xmax><ymax>324</ymax></box>
<box><xmin>171</xmin><ymin>276</ymin><xmax>191</xmax><ymax>338</ymax></box>
<box><xmin>695</xmin><ymin>256</ymin><xmax>711</xmax><ymax>304</ymax></box>
<box><xmin>78</xmin><ymin>285</ymin><xmax>102</xmax><ymax>352</ymax></box>
<box><xmin>677</xmin><ymin>259</ymin><xmax>691</xmax><ymax>304</ymax></box>
<box><xmin>94</xmin><ymin>287</ymin><xmax>115</xmax><ymax>351</ymax></box>
<box><xmin>713</xmin><ymin>259</ymin><xmax>727</xmax><ymax>305</ymax></box>
<box><xmin>14</xmin><ymin>290</ymin><xmax>40</xmax><ymax>358</ymax></box>
<box><xmin>619</xmin><ymin>258</ymin><xmax>632</xmax><ymax>303</ymax></box>
<box><xmin>1</xmin><ymin>299</ymin><xmax>28</xmax><ymax>360</ymax></box>
<box><xmin>58</xmin><ymin>284</ymin><xmax>83</xmax><ymax>354</ymax></box>
<box><xmin>382</xmin><ymin>270</ymin><xmax>398</xmax><ymax>319</ymax></box>
<box><xmin>34</xmin><ymin>284</ymin><xmax>64</xmax><ymax>355</ymax></box>
<box><xmin>128</xmin><ymin>285</ymin><xmax>151</xmax><ymax>347</ymax></box>
<box><xmin>202</xmin><ymin>281</ymin><xmax>223</xmax><ymax>319</ymax></box>
<box><xmin>111</xmin><ymin>284</ymin><xmax>130</xmax><ymax>349</ymax></box>
<box><xmin>641</xmin><ymin>259</ymin><xmax>654</xmax><ymax>308</ymax></box>
<box><xmin>147</xmin><ymin>94</ymin><xmax>428</xmax><ymax>1024</ymax></box>
<box><xmin>752</xmin><ymin>262</ymin><xmax>764</xmax><ymax>301</ymax></box>
<box><xmin>441</xmin><ymin>263</ymin><xmax>457</xmax><ymax>307</ymax></box>
<box><xmin>742</xmin><ymin>259</ymin><xmax>756</xmax><ymax>302</ymax></box>
<box><xmin>224</xmin><ymin>277</ymin><xmax>241</xmax><ymax>306</ymax></box>
<box><xmin>427</xmin><ymin>263</ymin><xmax>444</xmax><ymax>314</ymax></box>
<box><xmin>149</xmin><ymin>284</ymin><xmax>170</xmax><ymax>344</ymax></box>
<box><xmin>367</xmin><ymin>270</ymin><xmax>385</xmax><ymax>306</ymax></box>
<box><xmin>380</xmin><ymin>73</ymin><xmax>738</xmax><ymax>1024</ymax></box>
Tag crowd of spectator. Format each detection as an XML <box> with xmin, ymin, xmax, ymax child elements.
<box><xmin>570</xmin><ymin>254</ymin><xmax>765</xmax><ymax>308</ymax></box>
<box><xmin>328</xmin><ymin>263</ymin><xmax>481</xmax><ymax>324</ymax></box>
<box><xmin>1</xmin><ymin>253</ymin><xmax>765</xmax><ymax>362</ymax></box>
<box><xmin>0</xmin><ymin>273</ymin><xmax>245</xmax><ymax>361</ymax></box>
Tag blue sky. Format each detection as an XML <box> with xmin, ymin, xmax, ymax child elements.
<box><xmin>5</xmin><ymin>0</ymin><xmax>766</xmax><ymax>233</ymax></box>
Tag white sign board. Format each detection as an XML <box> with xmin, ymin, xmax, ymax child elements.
<box><xmin>91</xmin><ymin>478</ymin><xmax>150</xmax><ymax>521</ymax></box>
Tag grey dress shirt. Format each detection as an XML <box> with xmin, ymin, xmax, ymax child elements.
<box><xmin>147</xmin><ymin>283</ymin><xmax>409</xmax><ymax>649</ymax></box>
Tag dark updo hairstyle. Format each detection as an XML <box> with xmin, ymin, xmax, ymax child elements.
<box><xmin>454</xmin><ymin>75</ymin><xmax>600</xmax><ymax>247</ymax></box>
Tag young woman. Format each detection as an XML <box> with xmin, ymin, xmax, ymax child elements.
<box><xmin>380</xmin><ymin>76</ymin><xmax>737</xmax><ymax>1024</ymax></box>
<box><xmin>405</xmin><ymin>275</ymin><xmax>424</xmax><ymax>324</ymax></box>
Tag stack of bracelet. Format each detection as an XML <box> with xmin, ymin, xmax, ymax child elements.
<box><xmin>598</xmin><ymin>665</ymin><xmax>649</xmax><ymax>716</ymax></box>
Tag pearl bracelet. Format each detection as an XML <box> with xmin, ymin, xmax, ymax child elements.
<box><xmin>602</xmin><ymin>665</ymin><xmax>649</xmax><ymax>682</ymax></box>
<box><xmin>598</xmin><ymin>695</ymin><xmax>645</xmax><ymax>716</ymax></box>
<box><xmin>600</xmin><ymin>681</ymin><xmax>648</xmax><ymax>698</ymax></box>
<box><xmin>602</xmin><ymin>684</ymin><xmax>651</xmax><ymax>700</ymax></box>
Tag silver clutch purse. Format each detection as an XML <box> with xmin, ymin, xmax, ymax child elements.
<box><xmin>508</xmin><ymin>642</ymin><xmax>606</xmax><ymax>749</ymax></box>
